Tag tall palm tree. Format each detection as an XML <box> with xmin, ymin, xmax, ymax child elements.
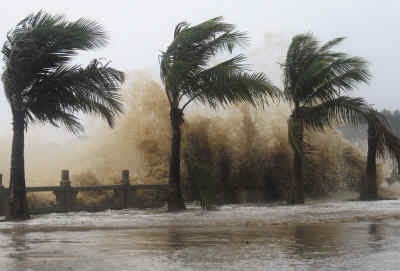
<box><xmin>2</xmin><ymin>11</ymin><xmax>124</xmax><ymax>220</ymax></box>
<box><xmin>160</xmin><ymin>17</ymin><xmax>278</xmax><ymax>211</ymax></box>
<box><xmin>361</xmin><ymin>109</ymin><xmax>400</xmax><ymax>200</ymax></box>
<box><xmin>282</xmin><ymin>33</ymin><xmax>371</xmax><ymax>204</ymax></box>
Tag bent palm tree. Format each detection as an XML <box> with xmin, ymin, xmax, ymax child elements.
<box><xmin>362</xmin><ymin>110</ymin><xmax>400</xmax><ymax>200</ymax></box>
<box><xmin>2</xmin><ymin>11</ymin><xmax>124</xmax><ymax>220</ymax></box>
<box><xmin>160</xmin><ymin>17</ymin><xmax>278</xmax><ymax>211</ymax></box>
<box><xmin>282</xmin><ymin>33</ymin><xmax>371</xmax><ymax>204</ymax></box>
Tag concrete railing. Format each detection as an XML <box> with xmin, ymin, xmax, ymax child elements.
<box><xmin>0</xmin><ymin>170</ymin><xmax>169</xmax><ymax>215</ymax></box>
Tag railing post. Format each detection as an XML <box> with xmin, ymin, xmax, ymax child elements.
<box><xmin>112</xmin><ymin>170</ymin><xmax>130</xmax><ymax>210</ymax></box>
<box><xmin>54</xmin><ymin>170</ymin><xmax>77</xmax><ymax>212</ymax></box>
<box><xmin>121</xmin><ymin>170</ymin><xmax>130</xmax><ymax>185</ymax></box>
<box><xmin>121</xmin><ymin>170</ymin><xmax>130</xmax><ymax>209</ymax></box>
<box><xmin>60</xmin><ymin>170</ymin><xmax>71</xmax><ymax>187</ymax></box>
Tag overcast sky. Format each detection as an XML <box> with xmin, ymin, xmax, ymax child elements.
<box><xmin>0</xmin><ymin>0</ymin><xmax>399</xmax><ymax>127</ymax></box>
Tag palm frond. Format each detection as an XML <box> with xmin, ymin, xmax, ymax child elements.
<box><xmin>186</xmin><ymin>69</ymin><xmax>278</xmax><ymax>109</ymax></box>
<box><xmin>174</xmin><ymin>21</ymin><xmax>189</xmax><ymax>38</ymax></box>
<box><xmin>3</xmin><ymin>10</ymin><xmax>107</xmax><ymax>77</ymax></box>
<box><xmin>26</xmin><ymin>59</ymin><xmax>124</xmax><ymax>132</ymax></box>
<box><xmin>46</xmin><ymin>111</ymin><xmax>84</xmax><ymax>134</ymax></box>
<box><xmin>283</xmin><ymin>33</ymin><xmax>319</xmax><ymax>102</ymax></box>
<box><xmin>179</xmin><ymin>54</ymin><xmax>248</xmax><ymax>100</ymax></box>
<box><xmin>298</xmin><ymin>97</ymin><xmax>369</xmax><ymax>131</ymax></box>
<box><xmin>283</xmin><ymin>33</ymin><xmax>371</xmax><ymax>107</ymax></box>
<box><xmin>318</xmin><ymin>37</ymin><xmax>346</xmax><ymax>52</ymax></box>
<box><xmin>169</xmin><ymin>16</ymin><xmax>247</xmax><ymax>54</ymax></box>
<box><xmin>160</xmin><ymin>17</ymin><xmax>278</xmax><ymax>112</ymax></box>
<box><xmin>302</xmin><ymin>57</ymin><xmax>371</xmax><ymax>105</ymax></box>
<box><xmin>160</xmin><ymin>16</ymin><xmax>248</xmax><ymax>99</ymax></box>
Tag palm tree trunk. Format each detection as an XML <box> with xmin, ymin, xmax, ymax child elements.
<box><xmin>361</xmin><ymin>123</ymin><xmax>378</xmax><ymax>200</ymax></box>
<box><xmin>288</xmin><ymin>116</ymin><xmax>305</xmax><ymax>204</ymax></box>
<box><xmin>167</xmin><ymin>108</ymin><xmax>186</xmax><ymax>211</ymax></box>
<box><xmin>7</xmin><ymin>111</ymin><xmax>29</xmax><ymax>220</ymax></box>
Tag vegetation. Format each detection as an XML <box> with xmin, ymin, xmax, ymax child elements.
<box><xmin>281</xmin><ymin>33</ymin><xmax>371</xmax><ymax>204</ymax></box>
<box><xmin>361</xmin><ymin>110</ymin><xmax>400</xmax><ymax>200</ymax></box>
<box><xmin>159</xmin><ymin>17</ymin><xmax>278</xmax><ymax>211</ymax></box>
<box><xmin>1</xmin><ymin>11</ymin><xmax>124</xmax><ymax>220</ymax></box>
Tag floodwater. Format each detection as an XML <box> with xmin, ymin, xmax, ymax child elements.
<box><xmin>1</xmin><ymin>201</ymin><xmax>400</xmax><ymax>270</ymax></box>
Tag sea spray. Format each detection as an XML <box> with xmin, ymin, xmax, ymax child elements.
<box><xmin>0</xmin><ymin>72</ymin><xmax>382</xmax><ymax>207</ymax></box>
<box><xmin>183</xmin><ymin>101</ymin><xmax>373</xmax><ymax>203</ymax></box>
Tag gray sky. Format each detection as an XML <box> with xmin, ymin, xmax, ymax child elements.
<box><xmin>0</xmin><ymin>0</ymin><xmax>399</xmax><ymax>127</ymax></box>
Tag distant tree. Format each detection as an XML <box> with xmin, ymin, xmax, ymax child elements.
<box><xmin>160</xmin><ymin>17</ymin><xmax>278</xmax><ymax>211</ymax></box>
<box><xmin>340</xmin><ymin>108</ymin><xmax>400</xmax><ymax>180</ymax></box>
<box><xmin>362</xmin><ymin>110</ymin><xmax>400</xmax><ymax>200</ymax></box>
<box><xmin>282</xmin><ymin>33</ymin><xmax>371</xmax><ymax>204</ymax></box>
<box><xmin>2</xmin><ymin>11</ymin><xmax>124</xmax><ymax>220</ymax></box>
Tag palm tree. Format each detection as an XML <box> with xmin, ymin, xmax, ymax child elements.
<box><xmin>361</xmin><ymin>109</ymin><xmax>400</xmax><ymax>200</ymax></box>
<box><xmin>160</xmin><ymin>17</ymin><xmax>278</xmax><ymax>211</ymax></box>
<box><xmin>282</xmin><ymin>33</ymin><xmax>371</xmax><ymax>204</ymax></box>
<box><xmin>2</xmin><ymin>11</ymin><xmax>124</xmax><ymax>220</ymax></box>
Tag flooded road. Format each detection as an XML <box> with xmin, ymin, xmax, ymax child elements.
<box><xmin>1</xmin><ymin>201</ymin><xmax>400</xmax><ymax>270</ymax></box>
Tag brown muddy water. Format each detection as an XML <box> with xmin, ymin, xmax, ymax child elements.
<box><xmin>1</xmin><ymin>201</ymin><xmax>400</xmax><ymax>270</ymax></box>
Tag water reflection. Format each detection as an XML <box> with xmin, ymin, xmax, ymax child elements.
<box><xmin>368</xmin><ymin>223</ymin><xmax>385</xmax><ymax>251</ymax></box>
<box><xmin>289</xmin><ymin>224</ymin><xmax>340</xmax><ymax>259</ymax></box>
<box><xmin>0</xmin><ymin>222</ymin><xmax>398</xmax><ymax>271</ymax></box>
<box><xmin>167</xmin><ymin>227</ymin><xmax>185</xmax><ymax>250</ymax></box>
<box><xmin>9</xmin><ymin>232</ymin><xmax>29</xmax><ymax>267</ymax></box>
